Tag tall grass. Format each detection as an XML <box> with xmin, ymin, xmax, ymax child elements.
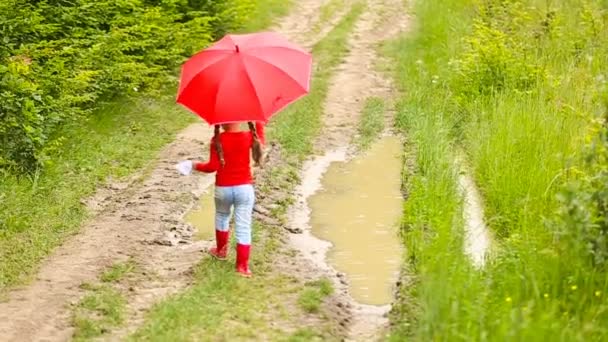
<box><xmin>357</xmin><ymin>97</ymin><xmax>386</xmax><ymax>150</ymax></box>
<box><xmin>387</xmin><ymin>0</ymin><xmax>608</xmax><ymax>340</ymax></box>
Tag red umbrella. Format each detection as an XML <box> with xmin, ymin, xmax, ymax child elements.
<box><xmin>177</xmin><ymin>32</ymin><xmax>312</xmax><ymax>125</ymax></box>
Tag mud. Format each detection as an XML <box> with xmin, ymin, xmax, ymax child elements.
<box><xmin>290</xmin><ymin>149</ymin><xmax>348</xmax><ymax>270</ymax></box>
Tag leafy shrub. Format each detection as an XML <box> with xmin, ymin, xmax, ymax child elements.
<box><xmin>552</xmin><ymin>107</ymin><xmax>608</xmax><ymax>268</ymax></box>
<box><xmin>0</xmin><ymin>0</ymin><xmax>254</xmax><ymax>173</ymax></box>
<box><xmin>453</xmin><ymin>20</ymin><xmax>543</xmax><ymax>97</ymax></box>
<box><xmin>451</xmin><ymin>2</ymin><xmax>544</xmax><ymax>100</ymax></box>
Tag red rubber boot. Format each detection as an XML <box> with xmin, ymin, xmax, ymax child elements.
<box><xmin>209</xmin><ymin>230</ymin><xmax>229</xmax><ymax>260</ymax></box>
<box><xmin>236</xmin><ymin>244</ymin><xmax>252</xmax><ymax>277</ymax></box>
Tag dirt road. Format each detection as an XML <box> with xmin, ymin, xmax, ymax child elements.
<box><xmin>0</xmin><ymin>1</ymin><xmax>410</xmax><ymax>341</ymax></box>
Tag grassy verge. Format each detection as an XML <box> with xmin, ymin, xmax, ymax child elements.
<box><xmin>286</xmin><ymin>328</ymin><xmax>325</xmax><ymax>342</ymax></box>
<box><xmin>241</xmin><ymin>0</ymin><xmax>294</xmax><ymax>32</ymax></box>
<box><xmin>128</xmin><ymin>230</ymin><xmax>296</xmax><ymax>340</ymax></box>
<box><xmin>387</xmin><ymin>0</ymin><xmax>608</xmax><ymax>340</ymax></box>
<box><xmin>357</xmin><ymin>97</ymin><xmax>385</xmax><ymax>150</ymax></box>
<box><xmin>0</xmin><ymin>0</ymin><xmax>293</xmax><ymax>292</ymax></box>
<box><xmin>310</xmin><ymin>0</ymin><xmax>348</xmax><ymax>34</ymax></box>
<box><xmin>127</xmin><ymin>5</ymin><xmax>364</xmax><ymax>340</ymax></box>
<box><xmin>72</xmin><ymin>260</ymin><xmax>137</xmax><ymax>340</ymax></box>
<box><xmin>73</xmin><ymin>285</ymin><xmax>126</xmax><ymax>341</ymax></box>
<box><xmin>298</xmin><ymin>278</ymin><xmax>334</xmax><ymax>313</ymax></box>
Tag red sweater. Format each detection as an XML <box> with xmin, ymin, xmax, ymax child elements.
<box><xmin>194</xmin><ymin>123</ymin><xmax>265</xmax><ymax>186</ymax></box>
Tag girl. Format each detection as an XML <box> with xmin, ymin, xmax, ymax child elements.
<box><xmin>179</xmin><ymin>122</ymin><xmax>264</xmax><ymax>277</ymax></box>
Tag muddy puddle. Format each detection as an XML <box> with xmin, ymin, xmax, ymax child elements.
<box><xmin>186</xmin><ymin>190</ymin><xmax>215</xmax><ymax>241</ymax></box>
<box><xmin>309</xmin><ymin>136</ymin><xmax>403</xmax><ymax>305</ymax></box>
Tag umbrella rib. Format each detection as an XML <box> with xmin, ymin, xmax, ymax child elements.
<box><xmin>236</xmin><ymin>56</ymin><xmax>265</xmax><ymax>120</ymax></box>
<box><xmin>177</xmin><ymin>50</ymin><xmax>232</xmax><ymax>101</ymax></box>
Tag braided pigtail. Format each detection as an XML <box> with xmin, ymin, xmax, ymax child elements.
<box><xmin>214</xmin><ymin>125</ymin><xmax>225</xmax><ymax>168</ymax></box>
<box><xmin>248</xmin><ymin>122</ymin><xmax>264</xmax><ymax>166</ymax></box>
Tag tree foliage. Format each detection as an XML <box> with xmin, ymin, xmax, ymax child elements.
<box><xmin>0</xmin><ymin>0</ymin><xmax>254</xmax><ymax>173</ymax></box>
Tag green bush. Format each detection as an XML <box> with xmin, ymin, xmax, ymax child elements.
<box><xmin>0</xmin><ymin>0</ymin><xmax>254</xmax><ymax>173</ymax></box>
<box><xmin>453</xmin><ymin>18</ymin><xmax>544</xmax><ymax>98</ymax></box>
<box><xmin>552</xmin><ymin>108</ymin><xmax>608</xmax><ymax>269</ymax></box>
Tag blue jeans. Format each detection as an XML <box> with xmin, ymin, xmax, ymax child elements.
<box><xmin>214</xmin><ymin>184</ymin><xmax>255</xmax><ymax>245</ymax></box>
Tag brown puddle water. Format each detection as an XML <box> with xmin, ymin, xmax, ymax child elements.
<box><xmin>186</xmin><ymin>190</ymin><xmax>215</xmax><ymax>241</ymax></box>
<box><xmin>309</xmin><ymin>136</ymin><xmax>403</xmax><ymax>305</ymax></box>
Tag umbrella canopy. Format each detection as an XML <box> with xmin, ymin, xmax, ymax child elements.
<box><xmin>177</xmin><ymin>32</ymin><xmax>312</xmax><ymax>125</ymax></box>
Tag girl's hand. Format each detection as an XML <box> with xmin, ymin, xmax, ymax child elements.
<box><xmin>175</xmin><ymin>160</ymin><xmax>193</xmax><ymax>176</ymax></box>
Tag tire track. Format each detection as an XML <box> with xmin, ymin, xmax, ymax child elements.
<box><xmin>287</xmin><ymin>0</ymin><xmax>410</xmax><ymax>340</ymax></box>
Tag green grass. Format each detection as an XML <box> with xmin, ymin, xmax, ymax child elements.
<box><xmin>298</xmin><ymin>278</ymin><xmax>334</xmax><ymax>313</ymax></box>
<box><xmin>242</xmin><ymin>0</ymin><xmax>294</xmax><ymax>32</ymax></box>
<box><xmin>101</xmin><ymin>259</ymin><xmax>136</xmax><ymax>283</ymax></box>
<box><xmin>73</xmin><ymin>284</ymin><xmax>127</xmax><ymax>341</ymax></box>
<box><xmin>270</xmin><ymin>2</ymin><xmax>365</xmax><ymax>158</ymax></box>
<box><xmin>72</xmin><ymin>260</ymin><xmax>138</xmax><ymax>340</ymax></box>
<box><xmin>357</xmin><ymin>97</ymin><xmax>385</xmax><ymax>150</ymax></box>
<box><xmin>0</xmin><ymin>0</ymin><xmax>294</xmax><ymax>292</ymax></box>
<box><xmin>310</xmin><ymin>0</ymin><xmax>347</xmax><ymax>34</ymax></box>
<box><xmin>129</xmin><ymin>247</ymin><xmax>296</xmax><ymax>340</ymax></box>
<box><xmin>284</xmin><ymin>328</ymin><xmax>324</xmax><ymax>341</ymax></box>
<box><xmin>386</xmin><ymin>0</ymin><xmax>608</xmax><ymax>340</ymax></box>
<box><xmin>128</xmin><ymin>236</ymin><xmax>336</xmax><ymax>340</ymax></box>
